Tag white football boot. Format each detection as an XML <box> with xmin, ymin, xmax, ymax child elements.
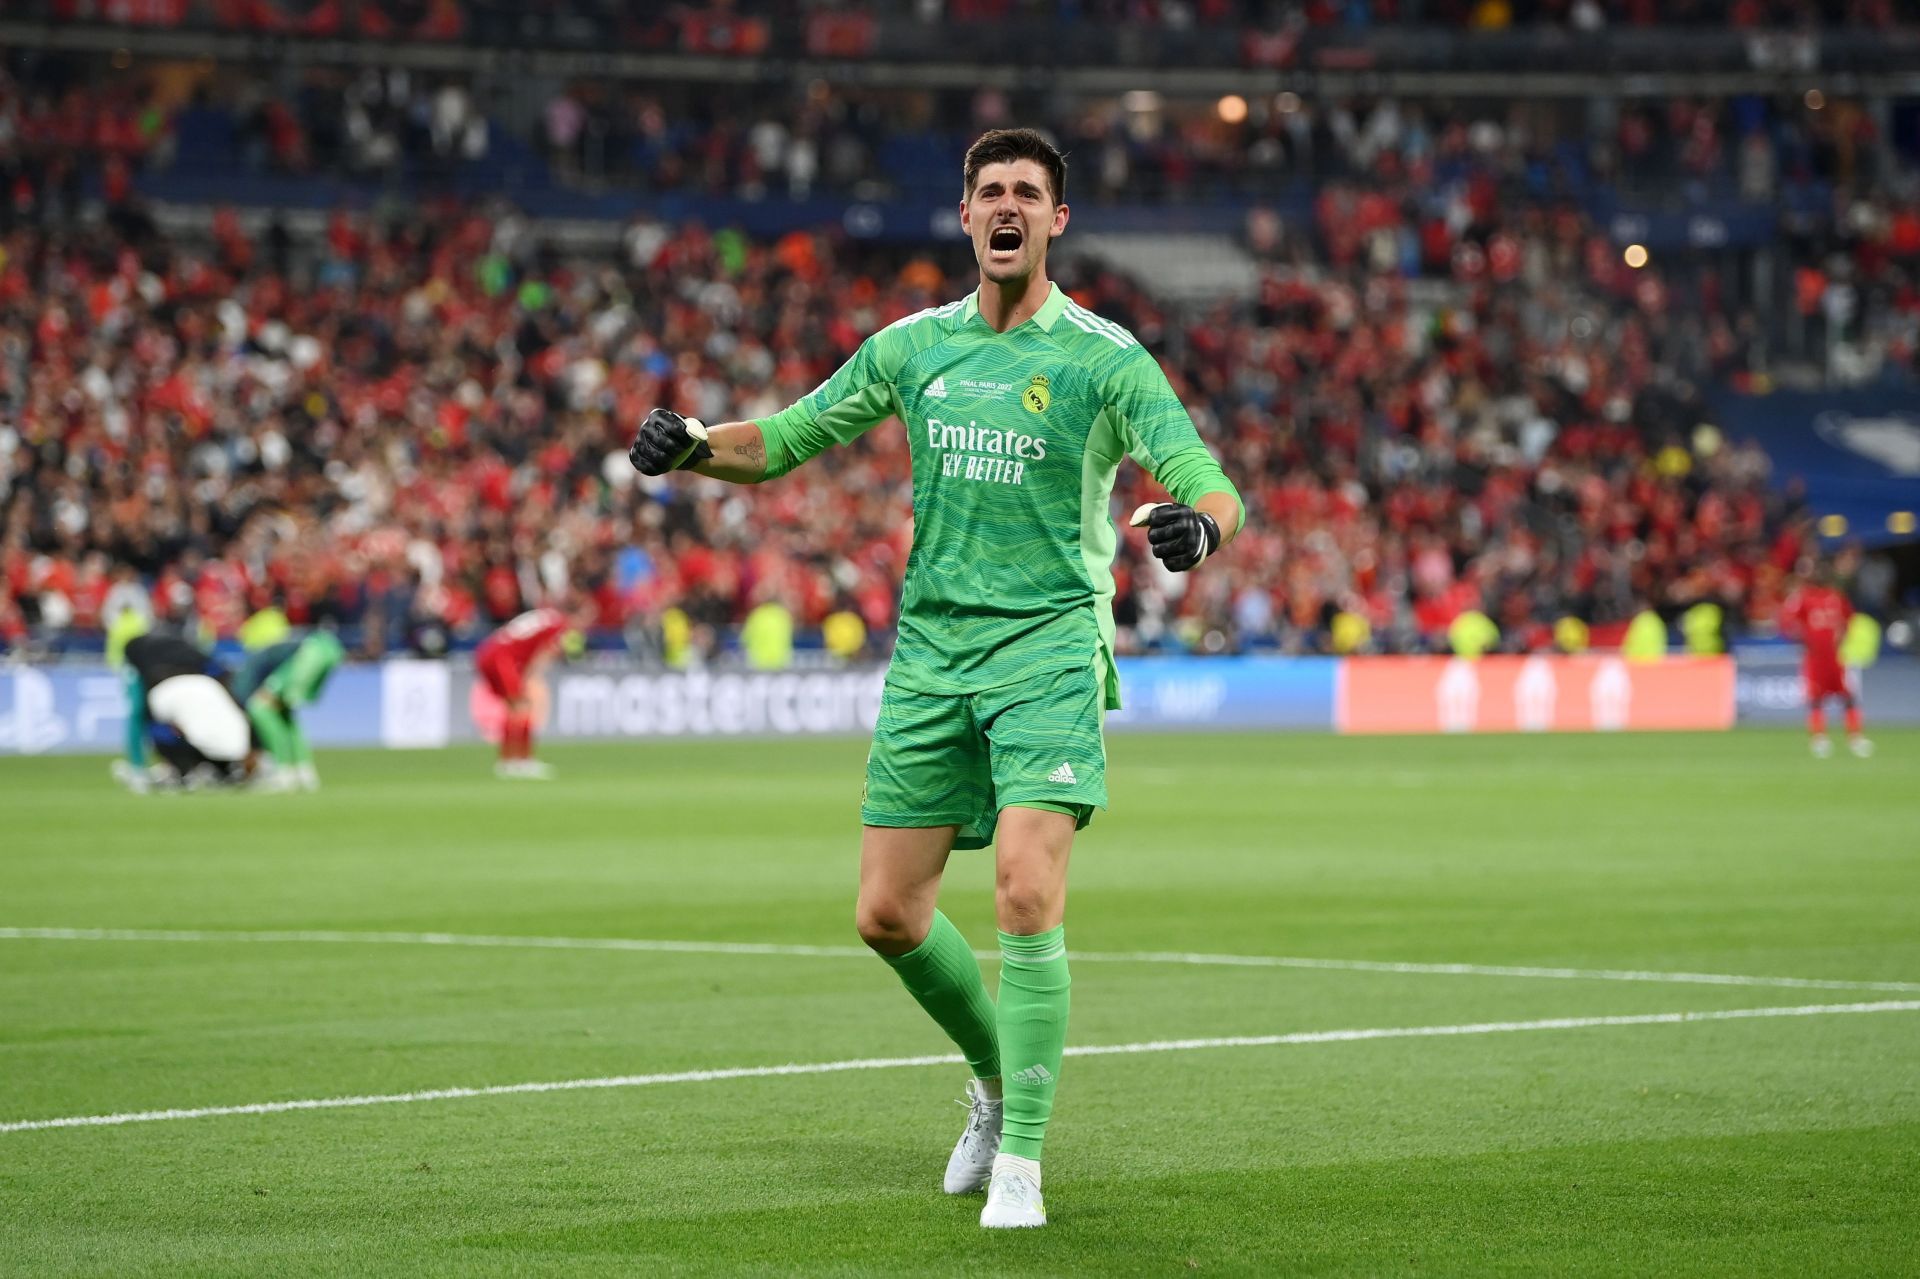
<box><xmin>944</xmin><ymin>1079</ymin><xmax>1003</xmax><ymax>1194</ymax></box>
<box><xmin>109</xmin><ymin>759</ymin><xmax>149</xmax><ymax>795</ymax></box>
<box><xmin>1810</xmin><ymin>735</ymin><xmax>1833</xmax><ymax>758</ymax></box>
<box><xmin>1850</xmin><ymin>736</ymin><xmax>1874</xmax><ymax>758</ymax></box>
<box><xmin>980</xmin><ymin>1152</ymin><xmax>1045</xmax><ymax>1228</ymax></box>
<box><xmin>251</xmin><ymin>766</ymin><xmax>297</xmax><ymax>794</ymax></box>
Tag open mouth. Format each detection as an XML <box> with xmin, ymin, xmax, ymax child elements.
<box><xmin>987</xmin><ymin>224</ymin><xmax>1023</xmax><ymax>260</ymax></box>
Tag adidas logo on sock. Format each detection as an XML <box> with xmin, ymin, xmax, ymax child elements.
<box><xmin>1046</xmin><ymin>762</ymin><xmax>1076</xmax><ymax>784</ymax></box>
<box><xmin>1011</xmin><ymin>1064</ymin><xmax>1055</xmax><ymax>1087</ymax></box>
<box><xmin>926</xmin><ymin>376</ymin><xmax>948</xmax><ymax>399</ymax></box>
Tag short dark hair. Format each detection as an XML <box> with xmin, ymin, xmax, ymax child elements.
<box><xmin>963</xmin><ymin>128</ymin><xmax>1066</xmax><ymax>205</ymax></box>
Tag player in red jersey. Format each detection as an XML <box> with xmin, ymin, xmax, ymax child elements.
<box><xmin>1779</xmin><ymin>566</ymin><xmax>1871</xmax><ymax>758</ymax></box>
<box><xmin>476</xmin><ymin>606</ymin><xmax>581</xmax><ymax>779</ymax></box>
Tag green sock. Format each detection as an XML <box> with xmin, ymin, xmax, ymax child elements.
<box><xmin>287</xmin><ymin>716</ymin><xmax>313</xmax><ymax>766</ymax></box>
<box><xmin>881</xmin><ymin>911</ymin><xmax>1000</xmax><ymax>1080</ymax></box>
<box><xmin>246</xmin><ymin>698</ymin><xmax>295</xmax><ymax>765</ymax></box>
<box><xmin>996</xmin><ymin>925</ymin><xmax>1070</xmax><ymax>1161</ymax></box>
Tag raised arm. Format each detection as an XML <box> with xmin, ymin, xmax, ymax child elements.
<box><xmin>628</xmin><ymin>413</ymin><xmax>770</xmax><ymax>484</ymax></box>
<box><xmin>631</xmin><ymin>330</ymin><xmax>908</xmax><ymax>488</ymax></box>
<box><xmin>628</xmin><ymin>410</ymin><xmax>745</xmax><ymax>483</ymax></box>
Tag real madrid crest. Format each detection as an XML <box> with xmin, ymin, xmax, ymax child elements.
<box><xmin>1023</xmin><ymin>373</ymin><xmax>1051</xmax><ymax>415</ymax></box>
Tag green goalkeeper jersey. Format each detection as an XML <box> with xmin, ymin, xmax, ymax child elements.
<box><xmin>756</xmin><ymin>283</ymin><xmax>1243</xmax><ymax>708</ymax></box>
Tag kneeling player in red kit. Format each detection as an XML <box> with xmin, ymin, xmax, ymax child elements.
<box><xmin>476</xmin><ymin>606</ymin><xmax>581</xmax><ymax>779</ymax></box>
<box><xmin>1780</xmin><ymin>566</ymin><xmax>1871</xmax><ymax>759</ymax></box>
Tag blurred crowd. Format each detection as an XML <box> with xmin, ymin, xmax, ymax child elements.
<box><xmin>926</xmin><ymin>0</ymin><xmax>1902</xmax><ymax>27</ymax></box>
<box><xmin>5</xmin><ymin>49</ymin><xmax>1911</xmax><ymax>208</ymax></box>
<box><xmin>9</xmin><ymin>53</ymin><xmax>1920</xmax><ymax>393</ymax></box>
<box><xmin>1</xmin><ymin>168</ymin><xmax>1908</xmax><ymax>664</ymax></box>
<box><xmin>29</xmin><ymin>0</ymin><xmax>1909</xmax><ymax>34</ymax></box>
<box><xmin>517</xmin><ymin>80</ymin><xmax>1897</xmax><ymax>208</ymax></box>
<box><xmin>0</xmin><ymin>204</ymin><xmax>936</xmax><ymax>659</ymax></box>
<box><xmin>6</xmin><ymin>33</ymin><xmax>1920</xmax><ymax>662</ymax></box>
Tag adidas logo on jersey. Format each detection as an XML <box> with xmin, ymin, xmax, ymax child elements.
<box><xmin>1011</xmin><ymin>1064</ymin><xmax>1055</xmax><ymax>1086</ymax></box>
<box><xmin>925</xmin><ymin>376</ymin><xmax>948</xmax><ymax>399</ymax></box>
<box><xmin>1047</xmin><ymin>762</ymin><xmax>1077</xmax><ymax>785</ymax></box>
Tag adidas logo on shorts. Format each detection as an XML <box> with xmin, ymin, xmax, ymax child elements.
<box><xmin>1046</xmin><ymin>762</ymin><xmax>1076</xmax><ymax>785</ymax></box>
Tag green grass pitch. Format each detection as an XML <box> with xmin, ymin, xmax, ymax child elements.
<box><xmin>2</xmin><ymin>730</ymin><xmax>1917</xmax><ymax>1276</ymax></box>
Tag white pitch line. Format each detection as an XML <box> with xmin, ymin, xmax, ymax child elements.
<box><xmin>4</xmin><ymin>926</ymin><xmax>1917</xmax><ymax>994</ymax></box>
<box><xmin>1076</xmin><ymin>950</ymin><xmax>1920</xmax><ymax>994</ymax></box>
<box><xmin>0</xmin><ymin>927</ymin><xmax>875</xmax><ymax>960</ymax></box>
<box><xmin>4</xmin><ymin>1000</ymin><xmax>1916</xmax><ymax>1136</ymax></box>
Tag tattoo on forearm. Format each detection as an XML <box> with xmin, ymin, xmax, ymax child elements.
<box><xmin>733</xmin><ymin>439</ymin><xmax>766</xmax><ymax>468</ymax></box>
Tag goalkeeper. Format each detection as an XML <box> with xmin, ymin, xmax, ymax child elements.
<box><xmin>630</xmin><ymin>128</ymin><xmax>1243</xmax><ymax>1229</ymax></box>
<box><xmin>234</xmin><ymin>630</ymin><xmax>347</xmax><ymax>792</ymax></box>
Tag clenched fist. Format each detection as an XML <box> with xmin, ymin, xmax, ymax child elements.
<box><xmin>1129</xmin><ymin>502</ymin><xmax>1221</xmax><ymax>572</ymax></box>
<box><xmin>628</xmin><ymin>408</ymin><xmax>713</xmax><ymax>476</ymax></box>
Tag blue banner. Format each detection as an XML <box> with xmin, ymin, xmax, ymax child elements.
<box><xmin>1734</xmin><ymin>651</ymin><xmax>1920</xmax><ymax>726</ymax></box>
<box><xmin>0</xmin><ymin>664</ymin><xmax>394</xmax><ymax>757</ymax></box>
<box><xmin>2</xmin><ymin>656</ymin><xmax>1347</xmax><ymax>755</ymax></box>
<box><xmin>1709</xmin><ymin>387</ymin><xmax>1920</xmax><ymax>548</ymax></box>
<box><xmin>32</xmin><ymin>649</ymin><xmax>1920</xmax><ymax>757</ymax></box>
<box><xmin>1110</xmin><ymin>656</ymin><xmax>1338</xmax><ymax>731</ymax></box>
<box><xmin>1603</xmin><ymin>205</ymin><xmax>1783</xmax><ymax>252</ymax></box>
<box><xmin>0</xmin><ymin>665</ymin><xmax>128</xmax><ymax>755</ymax></box>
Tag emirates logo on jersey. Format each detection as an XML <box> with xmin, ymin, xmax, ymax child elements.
<box><xmin>926</xmin><ymin>416</ymin><xmax>1046</xmax><ymax>486</ymax></box>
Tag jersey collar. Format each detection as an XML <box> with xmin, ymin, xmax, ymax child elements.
<box><xmin>963</xmin><ymin>281</ymin><xmax>1068</xmax><ymax>333</ymax></box>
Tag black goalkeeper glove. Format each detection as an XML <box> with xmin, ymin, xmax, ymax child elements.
<box><xmin>1130</xmin><ymin>502</ymin><xmax>1222</xmax><ymax>572</ymax></box>
<box><xmin>628</xmin><ymin>408</ymin><xmax>713</xmax><ymax>476</ymax></box>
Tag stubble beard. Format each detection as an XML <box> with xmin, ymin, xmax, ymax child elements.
<box><xmin>977</xmin><ymin>238</ymin><xmax>1043</xmax><ymax>286</ymax></box>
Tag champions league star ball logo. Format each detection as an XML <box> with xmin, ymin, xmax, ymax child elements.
<box><xmin>0</xmin><ymin>667</ymin><xmax>67</xmax><ymax>754</ymax></box>
<box><xmin>1814</xmin><ymin>411</ymin><xmax>1920</xmax><ymax>476</ymax></box>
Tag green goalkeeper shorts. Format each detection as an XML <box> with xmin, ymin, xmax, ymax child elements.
<box><xmin>861</xmin><ymin>662</ymin><xmax>1109</xmax><ymax>850</ymax></box>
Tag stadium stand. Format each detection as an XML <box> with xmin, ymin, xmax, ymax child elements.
<box><xmin>1</xmin><ymin>10</ymin><xmax>1917</xmax><ymax>662</ymax></box>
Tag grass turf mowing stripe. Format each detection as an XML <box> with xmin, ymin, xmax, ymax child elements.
<box><xmin>5</xmin><ymin>1000</ymin><xmax>1916</xmax><ymax>1136</ymax></box>
<box><xmin>5</xmin><ymin>926</ymin><xmax>1917</xmax><ymax>994</ymax></box>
